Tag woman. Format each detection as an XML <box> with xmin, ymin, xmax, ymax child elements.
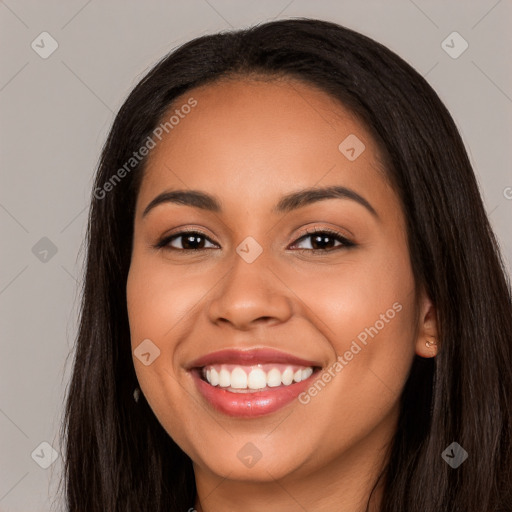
<box><xmin>58</xmin><ymin>17</ymin><xmax>512</xmax><ymax>512</ymax></box>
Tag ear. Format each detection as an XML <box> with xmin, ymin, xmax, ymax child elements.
<box><xmin>415</xmin><ymin>290</ymin><xmax>439</xmax><ymax>358</ymax></box>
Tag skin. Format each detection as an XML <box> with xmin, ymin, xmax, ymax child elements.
<box><xmin>126</xmin><ymin>77</ymin><xmax>438</xmax><ymax>512</ymax></box>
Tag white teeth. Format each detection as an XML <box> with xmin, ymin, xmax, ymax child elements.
<box><xmin>209</xmin><ymin>368</ymin><xmax>219</xmax><ymax>386</ymax></box>
<box><xmin>301</xmin><ymin>367</ymin><xmax>313</xmax><ymax>380</ymax></box>
<box><xmin>281</xmin><ymin>367</ymin><xmax>294</xmax><ymax>385</ymax></box>
<box><xmin>248</xmin><ymin>368</ymin><xmax>267</xmax><ymax>389</ymax></box>
<box><xmin>267</xmin><ymin>368</ymin><xmax>282</xmax><ymax>387</ymax></box>
<box><xmin>219</xmin><ymin>368</ymin><xmax>230</xmax><ymax>387</ymax></box>
<box><xmin>230</xmin><ymin>367</ymin><xmax>247</xmax><ymax>388</ymax></box>
<box><xmin>203</xmin><ymin>364</ymin><xmax>316</xmax><ymax>390</ymax></box>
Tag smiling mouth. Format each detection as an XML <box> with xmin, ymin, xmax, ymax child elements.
<box><xmin>196</xmin><ymin>363</ymin><xmax>321</xmax><ymax>393</ymax></box>
<box><xmin>187</xmin><ymin>348</ymin><xmax>324</xmax><ymax>417</ymax></box>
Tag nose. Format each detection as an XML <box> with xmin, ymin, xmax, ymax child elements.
<box><xmin>206</xmin><ymin>249</ymin><xmax>293</xmax><ymax>331</ymax></box>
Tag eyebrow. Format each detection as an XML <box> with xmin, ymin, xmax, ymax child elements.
<box><xmin>142</xmin><ymin>185</ymin><xmax>378</xmax><ymax>219</ymax></box>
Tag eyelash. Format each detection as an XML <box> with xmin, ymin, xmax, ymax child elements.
<box><xmin>154</xmin><ymin>227</ymin><xmax>356</xmax><ymax>254</ymax></box>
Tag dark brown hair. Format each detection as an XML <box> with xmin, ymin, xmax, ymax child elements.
<box><xmin>58</xmin><ymin>17</ymin><xmax>512</xmax><ymax>511</ymax></box>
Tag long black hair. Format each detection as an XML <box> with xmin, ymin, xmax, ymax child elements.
<box><xmin>57</xmin><ymin>17</ymin><xmax>512</xmax><ymax>512</ymax></box>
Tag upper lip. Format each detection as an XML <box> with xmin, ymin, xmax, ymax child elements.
<box><xmin>186</xmin><ymin>348</ymin><xmax>322</xmax><ymax>369</ymax></box>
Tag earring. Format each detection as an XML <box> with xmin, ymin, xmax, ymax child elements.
<box><xmin>425</xmin><ymin>338</ymin><xmax>437</xmax><ymax>348</ymax></box>
<box><xmin>133</xmin><ymin>387</ymin><xmax>141</xmax><ymax>403</ymax></box>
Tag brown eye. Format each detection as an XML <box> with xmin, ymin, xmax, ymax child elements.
<box><xmin>290</xmin><ymin>228</ymin><xmax>355</xmax><ymax>253</ymax></box>
<box><xmin>156</xmin><ymin>231</ymin><xmax>217</xmax><ymax>251</ymax></box>
<box><xmin>154</xmin><ymin>228</ymin><xmax>355</xmax><ymax>254</ymax></box>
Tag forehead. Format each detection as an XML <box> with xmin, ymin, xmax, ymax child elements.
<box><xmin>136</xmin><ymin>78</ymin><xmax>394</xmax><ymax>217</ymax></box>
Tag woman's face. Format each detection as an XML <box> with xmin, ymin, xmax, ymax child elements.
<box><xmin>126</xmin><ymin>78</ymin><xmax>437</xmax><ymax>486</ymax></box>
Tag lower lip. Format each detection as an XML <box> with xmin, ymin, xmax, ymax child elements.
<box><xmin>191</xmin><ymin>370</ymin><xmax>317</xmax><ymax>417</ymax></box>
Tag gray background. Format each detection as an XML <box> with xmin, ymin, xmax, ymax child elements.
<box><xmin>1</xmin><ymin>1</ymin><xmax>511</xmax><ymax>510</ymax></box>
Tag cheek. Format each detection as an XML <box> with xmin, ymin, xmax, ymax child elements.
<box><xmin>126</xmin><ymin>254</ymin><xmax>211</xmax><ymax>342</ymax></box>
<box><xmin>290</xmin><ymin>250</ymin><xmax>414</xmax><ymax>343</ymax></box>
<box><xmin>125</xmin><ymin>250</ymin><xmax>220</xmax><ymax>404</ymax></box>
<box><xmin>287</xmin><ymin>245</ymin><xmax>417</xmax><ymax>396</ymax></box>
<box><xmin>126</xmin><ymin>255</ymin><xmax>210</xmax><ymax>452</ymax></box>
<box><xmin>287</xmin><ymin>262</ymin><xmax>417</xmax><ymax>454</ymax></box>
